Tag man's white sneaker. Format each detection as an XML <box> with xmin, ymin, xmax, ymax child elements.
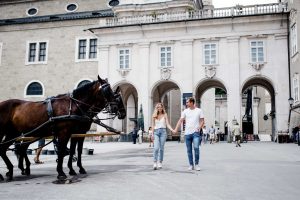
<box><xmin>153</xmin><ymin>162</ymin><xmax>157</xmax><ymax>170</ymax></box>
<box><xmin>188</xmin><ymin>165</ymin><xmax>194</xmax><ymax>171</ymax></box>
<box><xmin>157</xmin><ymin>162</ymin><xmax>162</xmax><ymax>169</ymax></box>
<box><xmin>195</xmin><ymin>165</ymin><xmax>201</xmax><ymax>171</ymax></box>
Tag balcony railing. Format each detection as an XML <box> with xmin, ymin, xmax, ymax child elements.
<box><xmin>105</xmin><ymin>3</ymin><xmax>287</xmax><ymax>27</ymax></box>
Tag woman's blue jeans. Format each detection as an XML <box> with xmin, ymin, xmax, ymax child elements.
<box><xmin>185</xmin><ymin>132</ymin><xmax>202</xmax><ymax>166</ymax></box>
<box><xmin>153</xmin><ymin>128</ymin><xmax>167</xmax><ymax>162</ymax></box>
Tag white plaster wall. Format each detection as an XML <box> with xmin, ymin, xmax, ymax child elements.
<box><xmin>94</xmin><ymin>14</ymin><xmax>289</xmax><ymax>136</ymax></box>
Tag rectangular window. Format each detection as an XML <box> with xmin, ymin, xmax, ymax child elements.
<box><xmin>291</xmin><ymin>24</ymin><xmax>298</xmax><ymax>56</ymax></box>
<box><xmin>89</xmin><ymin>39</ymin><xmax>97</xmax><ymax>59</ymax></box>
<box><xmin>203</xmin><ymin>43</ymin><xmax>217</xmax><ymax>65</ymax></box>
<box><xmin>76</xmin><ymin>38</ymin><xmax>97</xmax><ymax>61</ymax></box>
<box><xmin>250</xmin><ymin>41</ymin><xmax>264</xmax><ymax>63</ymax></box>
<box><xmin>26</xmin><ymin>41</ymin><xmax>48</xmax><ymax>64</ymax></box>
<box><xmin>160</xmin><ymin>46</ymin><xmax>172</xmax><ymax>67</ymax></box>
<box><xmin>78</xmin><ymin>39</ymin><xmax>86</xmax><ymax>59</ymax></box>
<box><xmin>39</xmin><ymin>42</ymin><xmax>46</xmax><ymax>62</ymax></box>
<box><xmin>293</xmin><ymin>74</ymin><xmax>299</xmax><ymax>102</ymax></box>
<box><xmin>119</xmin><ymin>49</ymin><xmax>130</xmax><ymax>69</ymax></box>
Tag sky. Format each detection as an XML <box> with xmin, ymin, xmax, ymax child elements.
<box><xmin>212</xmin><ymin>0</ymin><xmax>279</xmax><ymax>8</ymax></box>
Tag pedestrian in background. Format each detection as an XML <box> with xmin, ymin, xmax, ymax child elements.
<box><xmin>151</xmin><ymin>102</ymin><xmax>175</xmax><ymax>170</ymax></box>
<box><xmin>34</xmin><ymin>138</ymin><xmax>45</xmax><ymax>164</ymax></box>
<box><xmin>202</xmin><ymin>125</ymin><xmax>208</xmax><ymax>144</ymax></box>
<box><xmin>232</xmin><ymin>122</ymin><xmax>241</xmax><ymax>147</ymax></box>
<box><xmin>174</xmin><ymin>97</ymin><xmax>204</xmax><ymax>171</ymax></box>
<box><xmin>131</xmin><ymin>125</ymin><xmax>138</xmax><ymax>144</ymax></box>
<box><xmin>148</xmin><ymin>127</ymin><xmax>154</xmax><ymax>147</ymax></box>
<box><xmin>209</xmin><ymin>125</ymin><xmax>215</xmax><ymax>144</ymax></box>
<box><xmin>138</xmin><ymin>128</ymin><xmax>143</xmax><ymax>144</ymax></box>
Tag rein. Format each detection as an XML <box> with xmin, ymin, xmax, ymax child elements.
<box><xmin>0</xmin><ymin>92</ymin><xmax>122</xmax><ymax>147</ymax></box>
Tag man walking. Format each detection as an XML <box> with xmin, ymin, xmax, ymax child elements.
<box><xmin>174</xmin><ymin>97</ymin><xmax>204</xmax><ymax>171</ymax></box>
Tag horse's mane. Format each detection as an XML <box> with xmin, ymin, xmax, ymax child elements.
<box><xmin>72</xmin><ymin>81</ymin><xmax>97</xmax><ymax>98</ymax></box>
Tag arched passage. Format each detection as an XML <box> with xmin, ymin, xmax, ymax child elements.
<box><xmin>112</xmin><ymin>82</ymin><xmax>138</xmax><ymax>133</ymax></box>
<box><xmin>241</xmin><ymin>77</ymin><xmax>276</xmax><ymax>141</ymax></box>
<box><xmin>195</xmin><ymin>79</ymin><xmax>228</xmax><ymax>141</ymax></box>
<box><xmin>151</xmin><ymin>80</ymin><xmax>181</xmax><ymax>140</ymax></box>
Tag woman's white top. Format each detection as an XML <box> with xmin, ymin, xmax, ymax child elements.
<box><xmin>154</xmin><ymin>116</ymin><xmax>167</xmax><ymax>129</ymax></box>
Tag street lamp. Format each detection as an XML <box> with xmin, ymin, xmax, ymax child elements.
<box><xmin>288</xmin><ymin>97</ymin><xmax>294</xmax><ymax>108</ymax></box>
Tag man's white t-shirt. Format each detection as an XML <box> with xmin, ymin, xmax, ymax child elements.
<box><xmin>181</xmin><ymin>107</ymin><xmax>204</xmax><ymax>135</ymax></box>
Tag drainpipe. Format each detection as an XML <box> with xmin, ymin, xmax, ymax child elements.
<box><xmin>287</xmin><ymin>10</ymin><xmax>292</xmax><ymax>135</ymax></box>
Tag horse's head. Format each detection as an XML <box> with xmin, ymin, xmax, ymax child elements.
<box><xmin>97</xmin><ymin>76</ymin><xmax>126</xmax><ymax>119</ymax></box>
<box><xmin>111</xmin><ymin>87</ymin><xmax>126</xmax><ymax>119</ymax></box>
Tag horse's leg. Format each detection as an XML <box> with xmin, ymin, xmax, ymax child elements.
<box><xmin>77</xmin><ymin>138</ymin><xmax>86</xmax><ymax>174</ymax></box>
<box><xmin>56</xmin><ymin>137</ymin><xmax>68</xmax><ymax>180</ymax></box>
<box><xmin>22</xmin><ymin>144</ymin><xmax>31</xmax><ymax>176</ymax></box>
<box><xmin>68</xmin><ymin>138</ymin><xmax>77</xmax><ymax>175</ymax></box>
<box><xmin>0</xmin><ymin>151</ymin><xmax>14</xmax><ymax>181</ymax></box>
<box><xmin>15</xmin><ymin>143</ymin><xmax>31</xmax><ymax>176</ymax></box>
<box><xmin>15</xmin><ymin>142</ymin><xmax>25</xmax><ymax>175</ymax></box>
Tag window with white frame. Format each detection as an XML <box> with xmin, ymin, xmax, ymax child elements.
<box><xmin>25</xmin><ymin>81</ymin><xmax>44</xmax><ymax>97</ymax></box>
<box><xmin>291</xmin><ymin>23</ymin><xmax>298</xmax><ymax>56</ymax></box>
<box><xmin>76</xmin><ymin>38</ymin><xmax>97</xmax><ymax>61</ymax></box>
<box><xmin>293</xmin><ymin>73</ymin><xmax>299</xmax><ymax>102</ymax></box>
<box><xmin>160</xmin><ymin>46</ymin><xmax>172</xmax><ymax>67</ymax></box>
<box><xmin>250</xmin><ymin>41</ymin><xmax>264</xmax><ymax>63</ymax></box>
<box><xmin>26</xmin><ymin>41</ymin><xmax>48</xmax><ymax>64</ymax></box>
<box><xmin>203</xmin><ymin>43</ymin><xmax>217</xmax><ymax>65</ymax></box>
<box><xmin>119</xmin><ymin>49</ymin><xmax>130</xmax><ymax>69</ymax></box>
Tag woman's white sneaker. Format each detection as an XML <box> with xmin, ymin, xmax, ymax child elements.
<box><xmin>153</xmin><ymin>162</ymin><xmax>157</xmax><ymax>170</ymax></box>
<box><xmin>195</xmin><ymin>165</ymin><xmax>201</xmax><ymax>171</ymax></box>
<box><xmin>188</xmin><ymin>165</ymin><xmax>194</xmax><ymax>171</ymax></box>
<box><xmin>157</xmin><ymin>162</ymin><xmax>162</xmax><ymax>169</ymax></box>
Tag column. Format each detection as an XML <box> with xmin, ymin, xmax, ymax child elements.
<box><xmin>226</xmin><ymin>37</ymin><xmax>241</xmax><ymax>133</ymax></box>
<box><xmin>253</xmin><ymin>97</ymin><xmax>260</xmax><ymax>137</ymax></box>
<box><xmin>97</xmin><ymin>45</ymin><xmax>110</xmax><ymax>132</ymax></box>
<box><xmin>137</xmin><ymin>42</ymin><xmax>150</xmax><ymax>130</ymax></box>
<box><xmin>98</xmin><ymin>45</ymin><xmax>109</xmax><ymax>78</ymax></box>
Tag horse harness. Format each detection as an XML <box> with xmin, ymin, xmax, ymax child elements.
<box><xmin>0</xmin><ymin>86</ymin><xmax>121</xmax><ymax>147</ymax></box>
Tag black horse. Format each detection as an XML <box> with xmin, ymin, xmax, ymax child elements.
<box><xmin>0</xmin><ymin>76</ymin><xmax>126</xmax><ymax>181</ymax></box>
<box><xmin>66</xmin><ymin>87</ymin><xmax>126</xmax><ymax>176</ymax></box>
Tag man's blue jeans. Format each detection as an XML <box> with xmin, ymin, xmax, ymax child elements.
<box><xmin>185</xmin><ymin>132</ymin><xmax>202</xmax><ymax>166</ymax></box>
<box><xmin>153</xmin><ymin>128</ymin><xmax>167</xmax><ymax>162</ymax></box>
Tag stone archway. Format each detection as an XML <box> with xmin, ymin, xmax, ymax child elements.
<box><xmin>151</xmin><ymin>80</ymin><xmax>181</xmax><ymax>140</ymax></box>
<box><xmin>195</xmin><ymin>79</ymin><xmax>228</xmax><ymax>140</ymax></box>
<box><xmin>112</xmin><ymin>82</ymin><xmax>138</xmax><ymax>134</ymax></box>
<box><xmin>241</xmin><ymin>77</ymin><xmax>276</xmax><ymax>141</ymax></box>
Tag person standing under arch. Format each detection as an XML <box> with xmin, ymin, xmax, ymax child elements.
<box><xmin>151</xmin><ymin>103</ymin><xmax>174</xmax><ymax>170</ymax></box>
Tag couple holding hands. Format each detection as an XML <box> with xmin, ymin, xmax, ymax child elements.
<box><xmin>151</xmin><ymin>97</ymin><xmax>204</xmax><ymax>171</ymax></box>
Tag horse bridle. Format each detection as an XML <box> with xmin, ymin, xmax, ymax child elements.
<box><xmin>70</xmin><ymin>82</ymin><xmax>121</xmax><ymax>121</ymax></box>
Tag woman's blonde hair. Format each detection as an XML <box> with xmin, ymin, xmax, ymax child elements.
<box><xmin>152</xmin><ymin>102</ymin><xmax>166</xmax><ymax>119</ymax></box>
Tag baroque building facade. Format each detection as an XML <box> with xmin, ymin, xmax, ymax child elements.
<box><xmin>0</xmin><ymin>0</ymin><xmax>294</xmax><ymax>141</ymax></box>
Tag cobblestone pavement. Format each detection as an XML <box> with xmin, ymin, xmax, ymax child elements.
<box><xmin>1</xmin><ymin>141</ymin><xmax>300</xmax><ymax>200</ymax></box>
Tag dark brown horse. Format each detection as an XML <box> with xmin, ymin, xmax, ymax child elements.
<box><xmin>66</xmin><ymin>88</ymin><xmax>126</xmax><ymax>176</ymax></box>
<box><xmin>0</xmin><ymin>76</ymin><xmax>126</xmax><ymax>181</ymax></box>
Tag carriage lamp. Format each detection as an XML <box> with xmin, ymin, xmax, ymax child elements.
<box><xmin>288</xmin><ymin>97</ymin><xmax>294</xmax><ymax>108</ymax></box>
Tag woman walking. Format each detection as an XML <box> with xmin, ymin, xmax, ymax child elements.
<box><xmin>151</xmin><ymin>103</ymin><xmax>174</xmax><ymax>170</ymax></box>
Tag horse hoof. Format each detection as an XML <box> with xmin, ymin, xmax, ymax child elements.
<box><xmin>21</xmin><ymin>170</ymin><xmax>26</xmax><ymax>175</ymax></box>
<box><xmin>6</xmin><ymin>172</ymin><xmax>13</xmax><ymax>180</ymax></box>
<box><xmin>79</xmin><ymin>168</ymin><xmax>87</xmax><ymax>174</ymax></box>
<box><xmin>25</xmin><ymin>169</ymin><xmax>31</xmax><ymax>176</ymax></box>
<box><xmin>69</xmin><ymin>170</ymin><xmax>77</xmax><ymax>176</ymax></box>
<box><xmin>57</xmin><ymin>174</ymin><xmax>67</xmax><ymax>180</ymax></box>
<box><xmin>0</xmin><ymin>174</ymin><xmax>4</xmax><ymax>181</ymax></box>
